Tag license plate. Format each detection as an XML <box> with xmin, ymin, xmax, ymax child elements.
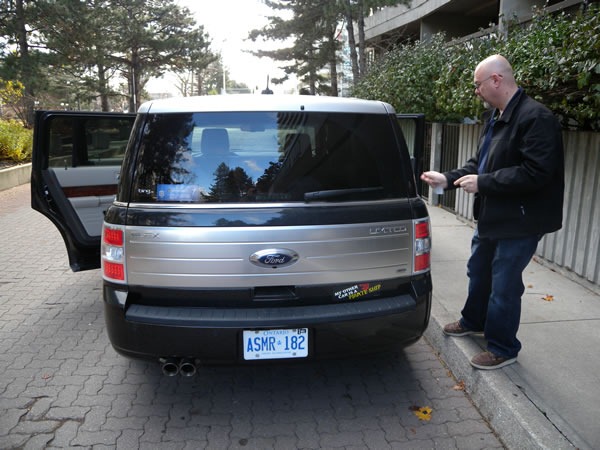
<box><xmin>243</xmin><ymin>328</ymin><xmax>309</xmax><ymax>360</ymax></box>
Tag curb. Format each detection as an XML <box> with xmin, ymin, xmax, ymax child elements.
<box><xmin>425</xmin><ymin>300</ymin><xmax>575</xmax><ymax>450</ymax></box>
<box><xmin>0</xmin><ymin>163</ymin><xmax>31</xmax><ymax>192</ymax></box>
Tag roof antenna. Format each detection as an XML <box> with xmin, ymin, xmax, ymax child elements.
<box><xmin>261</xmin><ymin>75</ymin><xmax>273</xmax><ymax>95</ymax></box>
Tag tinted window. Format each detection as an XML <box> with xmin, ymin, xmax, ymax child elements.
<box><xmin>47</xmin><ymin>116</ymin><xmax>133</xmax><ymax>168</ymax></box>
<box><xmin>128</xmin><ymin>111</ymin><xmax>408</xmax><ymax>203</ymax></box>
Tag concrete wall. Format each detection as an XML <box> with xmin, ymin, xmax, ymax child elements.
<box><xmin>420</xmin><ymin>14</ymin><xmax>493</xmax><ymax>41</ymax></box>
<box><xmin>364</xmin><ymin>0</ymin><xmax>585</xmax><ymax>46</ymax></box>
<box><xmin>499</xmin><ymin>0</ymin><xmax>545</xmax><ymax>28</ymax></box>
<box><xmin>363</xmin><ymin>0</ymin><xmax>438</xmax><ymax>41</ymax></box>
<box><xmin>0</xmin><ymin>164</ymin><xmax>31</xmax><ymax>192</ymax></box>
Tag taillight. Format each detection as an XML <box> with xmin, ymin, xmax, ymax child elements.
<box><xmin>102</xmin><ymin>226</ymin><xmax>125</xmax><ymax>282</ymax></box>
<box><xmin>103</xmin><ymin>227</ymin><xmax>123</xmax><ymax>246</ymax></box>
<box><xmin>413</xmin><ymin>218</ymin><xmax>431</xmax><ymax>273</ymax></box>
<box><xmin>103</xmin><ymin>261</ymin><xmax>124</xmax><ymax>280</ymax></box>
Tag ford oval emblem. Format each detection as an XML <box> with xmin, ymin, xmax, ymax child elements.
<box><xmin>250</xmin><ymin>248</ymin><xmax>299</xmax><ymax>269</ymax></box>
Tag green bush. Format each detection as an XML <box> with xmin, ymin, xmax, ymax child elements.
<box><xmin>0</xmin><ymin>119</ymin><xmax>33</xmax><ymax>162</ymax></box>
<box><xmin>504</xmin><ymin>6</ymin><xmax>600</xmax><ymax>130</ymax></box>
<box><xmin>352</xmin><ymin>34</ymin><xmax>452</xmax><ymax>121</ymax></box>
<box><xmin>352</xmin><ymin>4</ymin><xmax>600</xmax><ymax>130</ymax></box>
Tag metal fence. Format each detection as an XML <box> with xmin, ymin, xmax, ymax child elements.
<box><xmin>439</xmin><ymin>124</ymin><xmax>460</xmax><ymax>210</ymax></box>
<box><xmin>538</xmin><ymin>130</ymin><xmax>600</xmax><ymax>287</ymax></box>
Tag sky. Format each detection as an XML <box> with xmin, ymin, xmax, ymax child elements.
<box><xmin>146</xmin><ymin>0</ymin><xmax>296</xmax><ymax>95</ymax></box>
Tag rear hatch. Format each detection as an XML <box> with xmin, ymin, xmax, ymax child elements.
<box><xmin>101</xmin><ymin>99</ymin><xmax>429</xmax><ymax>305</ymax></box>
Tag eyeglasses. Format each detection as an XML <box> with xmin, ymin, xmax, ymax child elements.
<box><xmin>474</xmin><ymin>75</ymin><xmax>494</xmax><ymax>90</ymax></box>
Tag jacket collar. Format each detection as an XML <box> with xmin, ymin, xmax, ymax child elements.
<box><xmin>496</xmin><ymin>87</ymin><xmax>524</xmax><ymax>123</ymax></box>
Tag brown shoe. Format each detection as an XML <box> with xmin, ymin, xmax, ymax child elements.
<box><xmin>470</xmin><ymin>351</ymin><xmax>517</xmax><ymax>370</ymax></box>
<box><xmin>443</xmin><ymin>320</ymin><xmax>481</xmax><ymax>337</ymax></box>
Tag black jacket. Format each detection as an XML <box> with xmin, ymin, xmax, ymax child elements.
<box><xmin>444</xmin><ymin>89</ymin><xmax>564</xmax><ymax>239</ymax></box>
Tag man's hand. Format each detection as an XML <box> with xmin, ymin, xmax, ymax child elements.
<box><xmin>454</xmin><ymin>175</ymin><xmax>479</xmax><ymax>194</ymax></box>
<box><xmin>420</xmin><ymin>171</ymin><xmax>448</xmax><ymax>190</ymax></box>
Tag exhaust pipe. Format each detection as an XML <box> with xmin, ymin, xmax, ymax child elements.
<box><xmin>178</xmin><ymin>358</ymin><xmax>197</xmax><ymax>377</ymax></box>
<box><xmin>160</xmin><ymin>358</ymin><xmax>180</xmax><ymax>377</ymax></box>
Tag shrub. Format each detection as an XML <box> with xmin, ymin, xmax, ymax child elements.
<box><xmin>0</xmin><ymin>119</ymin><xmax>33</xmax><ymax>163</ymax></box>
<box><xmin>504</xmin><ymin>5</ymin><xmax>600</xmax><ymax>130</ymax></box>
<box><xmin>352</xmin><ymin>4</ymin><xmax>599</xmax><ymax>130</ymax></box>
<box><xmin>352</xmin><ymin>34</ymin><xmax>451</xmax><ymax>121</ymax></box>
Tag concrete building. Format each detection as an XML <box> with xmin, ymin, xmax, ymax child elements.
<box><xmin>363</xmin><ymin>0</ymin><xmax>586</xmax><ymax>55</ymax></box>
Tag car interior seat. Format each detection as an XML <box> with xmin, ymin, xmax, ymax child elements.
<box><xmin>200</xmin><ymin>128</ymin><xmax>230</xmax><ymax>158</ymax></box>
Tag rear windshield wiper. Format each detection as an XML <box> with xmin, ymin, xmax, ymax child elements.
<box><xmin>304</xmin><ymin>187</ymin><xmax>384</xmax><ymax>202</ymax></box>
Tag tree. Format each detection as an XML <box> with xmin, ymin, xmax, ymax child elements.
<box><xmin>0</xmin><ymin>0</ymin><xmax>46</xmax><ymax>124</ymax></box>
<box><xmin>202</xmin><ymin>57</ymin><xmax>228</xmax><ymax>95</ymax></box>
<box><xmin>1</xmin><ymin>0</ymin><xmax>214</xmax><ymax>114</ymax></box>
<box><xmin>319</xmin><ymin>1</ymin><xmax>342</xmax><ymax>96</ymax></box>
<box><xmin>249</xmin><ymin>0</ymin><xmax>341</xmax><ymax>95</ymax></box>
<box><xmin>176</xmin><ymin>54</ymin><xmax>249</xmax><ymax>96</ymax></box>
<box><xmin>35</xmin><ymin>0</ymin><xmax>122</xmax><ymax>111</ymax></box>
<box><xmin>109</xmin><ymin>0</ymin><xmax>198</xmax><ymax>111</ymax></box>
<box><xmin>249</xmin><ymin>1</ymin><xmax>410</xmax><ymax>94</ymax></box>
<box><xmin>204</xmin><ymin>163</ymin><xmax>253</xmax><ymax>202</ymax></box>
<box><xmin>341</xmin><ymin>0</ymin><xmax>410</xmax><ymax>83</ymax></box>
<box><xmin>173</xmin><ymin>28</ymin><xmax>217</xmax><ymax>97</ymax></box>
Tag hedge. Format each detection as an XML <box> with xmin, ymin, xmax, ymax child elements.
<box><xmin>352</xmin><ymin>4</ymin><xmax>599</xmax><ymax>130</ymax></box>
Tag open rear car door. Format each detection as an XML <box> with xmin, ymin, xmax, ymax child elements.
<box><xmin>396</xmin><ymin>113</ymin><xmax>426</xmax><ymax>196</ymax></box>
<box><xmin>31</xmin><ymin>111</ymin><xmax>135</xmax><ymax>271</ymax></box>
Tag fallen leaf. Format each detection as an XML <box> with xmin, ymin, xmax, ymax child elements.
<box><xmin>527</xmin><ymin>284</ymin><xmax>533</xmax><ymax>288</ymax></box>
<box><xmin>542</xmin><ymin>294</ymin><xmax>554</xmax><ymax>302</ymax></box>
<box><xmin>410</xmin><ymin>405</ymin><xmax>433</xmax><ymax>421</ymax></box>
<box><xmin>453</xmin><ymin>380</ymin><xmax>466</xmax><ymax>391</ymax></box>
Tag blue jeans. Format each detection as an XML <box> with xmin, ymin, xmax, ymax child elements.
<box><xmin>459</xmin><ymin>229</ymin><xmax>540</xmax><ymax>359</ymax></box>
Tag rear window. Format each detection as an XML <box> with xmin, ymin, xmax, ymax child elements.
<box><xmin>127</xmin><ymin>111</ymin><xmax>408</xmax><ymax>203</ymax></box>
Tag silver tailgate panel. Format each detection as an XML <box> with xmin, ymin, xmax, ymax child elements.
<box><xmin>124</xmin><ymin>221</ymin><xmax>413</xmax><ymax>288</ymax></box>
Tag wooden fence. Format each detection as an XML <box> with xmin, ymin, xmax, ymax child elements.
<box><xmin>425</xmin><ymin>123</ymin><xmax>600</xmax><ymax>288</ymax></box>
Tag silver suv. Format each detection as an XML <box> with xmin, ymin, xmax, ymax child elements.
<box><xmin>31</xmin><ymin>95</ymin><xmax>431</xmax><ymax>374</ymax></box>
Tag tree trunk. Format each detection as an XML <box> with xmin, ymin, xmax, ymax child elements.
<box><xmin>308</xmin><ymin>48</ymin><xmax>317</xmax><ymax>95</ymax></box>
<box><xmin>127</xmin><ymin>68</ymin><xmax>134</xmax><ymax>112</ymax></box>
<box><xmin>128</xmin><ymin>51</ymin><xmax>142</xmax><ymax>112</ymax></box>
<box><xmin>344</xmin><ymin>0</ymin><xmax>360</xmax><ymax>84</ymax></box>
<box><xmin>196</xmin><ymin>71</ymin><xmax>204</xmax><ymax>96</ymax></box>
<box><xmin>329</xmin><ymin>33</ymin><xmax>339</xmax><ymax>96</ymax></box>
<box><xmin>97</xmin><ymin>63</ymin><xmax>110</xmax><ymax>111</ymax></box>
<box><xmin>358</xmin><ymin>0</ymin><xmax>367</xmax><ymax>78</ymax></box>
<box><xmin>15</xmin><ymin>0</ymin><xmax>34</xmax><ymax>126</ymax></box>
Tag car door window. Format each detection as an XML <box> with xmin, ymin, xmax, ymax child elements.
<box><xmin>48</xmin><ymin>117</ymin><xmax>132</xmax><ymax>168</ymax></box>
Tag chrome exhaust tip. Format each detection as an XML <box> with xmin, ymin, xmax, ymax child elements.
<box><xmin>178</xmin><ymin>358</ymin><xmax>196</xmax><ymax>377</ymax></box>
<box><xmin>160</xmin><ymin>358</ymin><xmax>180</xmax><ymax>377</ymax></box>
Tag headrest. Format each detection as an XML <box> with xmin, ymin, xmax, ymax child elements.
<box><xmin>201</xmin><ymin>128</ymin><xmax>230</xmax><ymax>156</ymax></box>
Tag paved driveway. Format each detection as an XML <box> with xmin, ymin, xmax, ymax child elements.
<box><xmin>0</xmin><ymin>184</ymin><xmax>503</xmax><ymax>449</ymax></box>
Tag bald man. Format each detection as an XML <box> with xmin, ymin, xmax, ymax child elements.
<box><xmin>421</xmin><ymin>55</ymin><xmax>564</xmax><ymax>369</ymax></box>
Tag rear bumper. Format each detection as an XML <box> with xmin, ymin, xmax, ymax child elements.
<box><xmin>103</xmin><ymin>277</ymin><xmax>432</xmax><ymax>363</ymax></box>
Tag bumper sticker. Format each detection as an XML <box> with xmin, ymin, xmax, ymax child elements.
<box><xmin>334</xmin><ymin>282</ymin><xmax>382</xmax><ymax>301</ymax></box>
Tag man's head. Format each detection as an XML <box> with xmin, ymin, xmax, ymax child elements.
<box><xmin>474</xmin><ymin>55</ymin><xmax>519</xmax><ymax>112</ymax></box>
